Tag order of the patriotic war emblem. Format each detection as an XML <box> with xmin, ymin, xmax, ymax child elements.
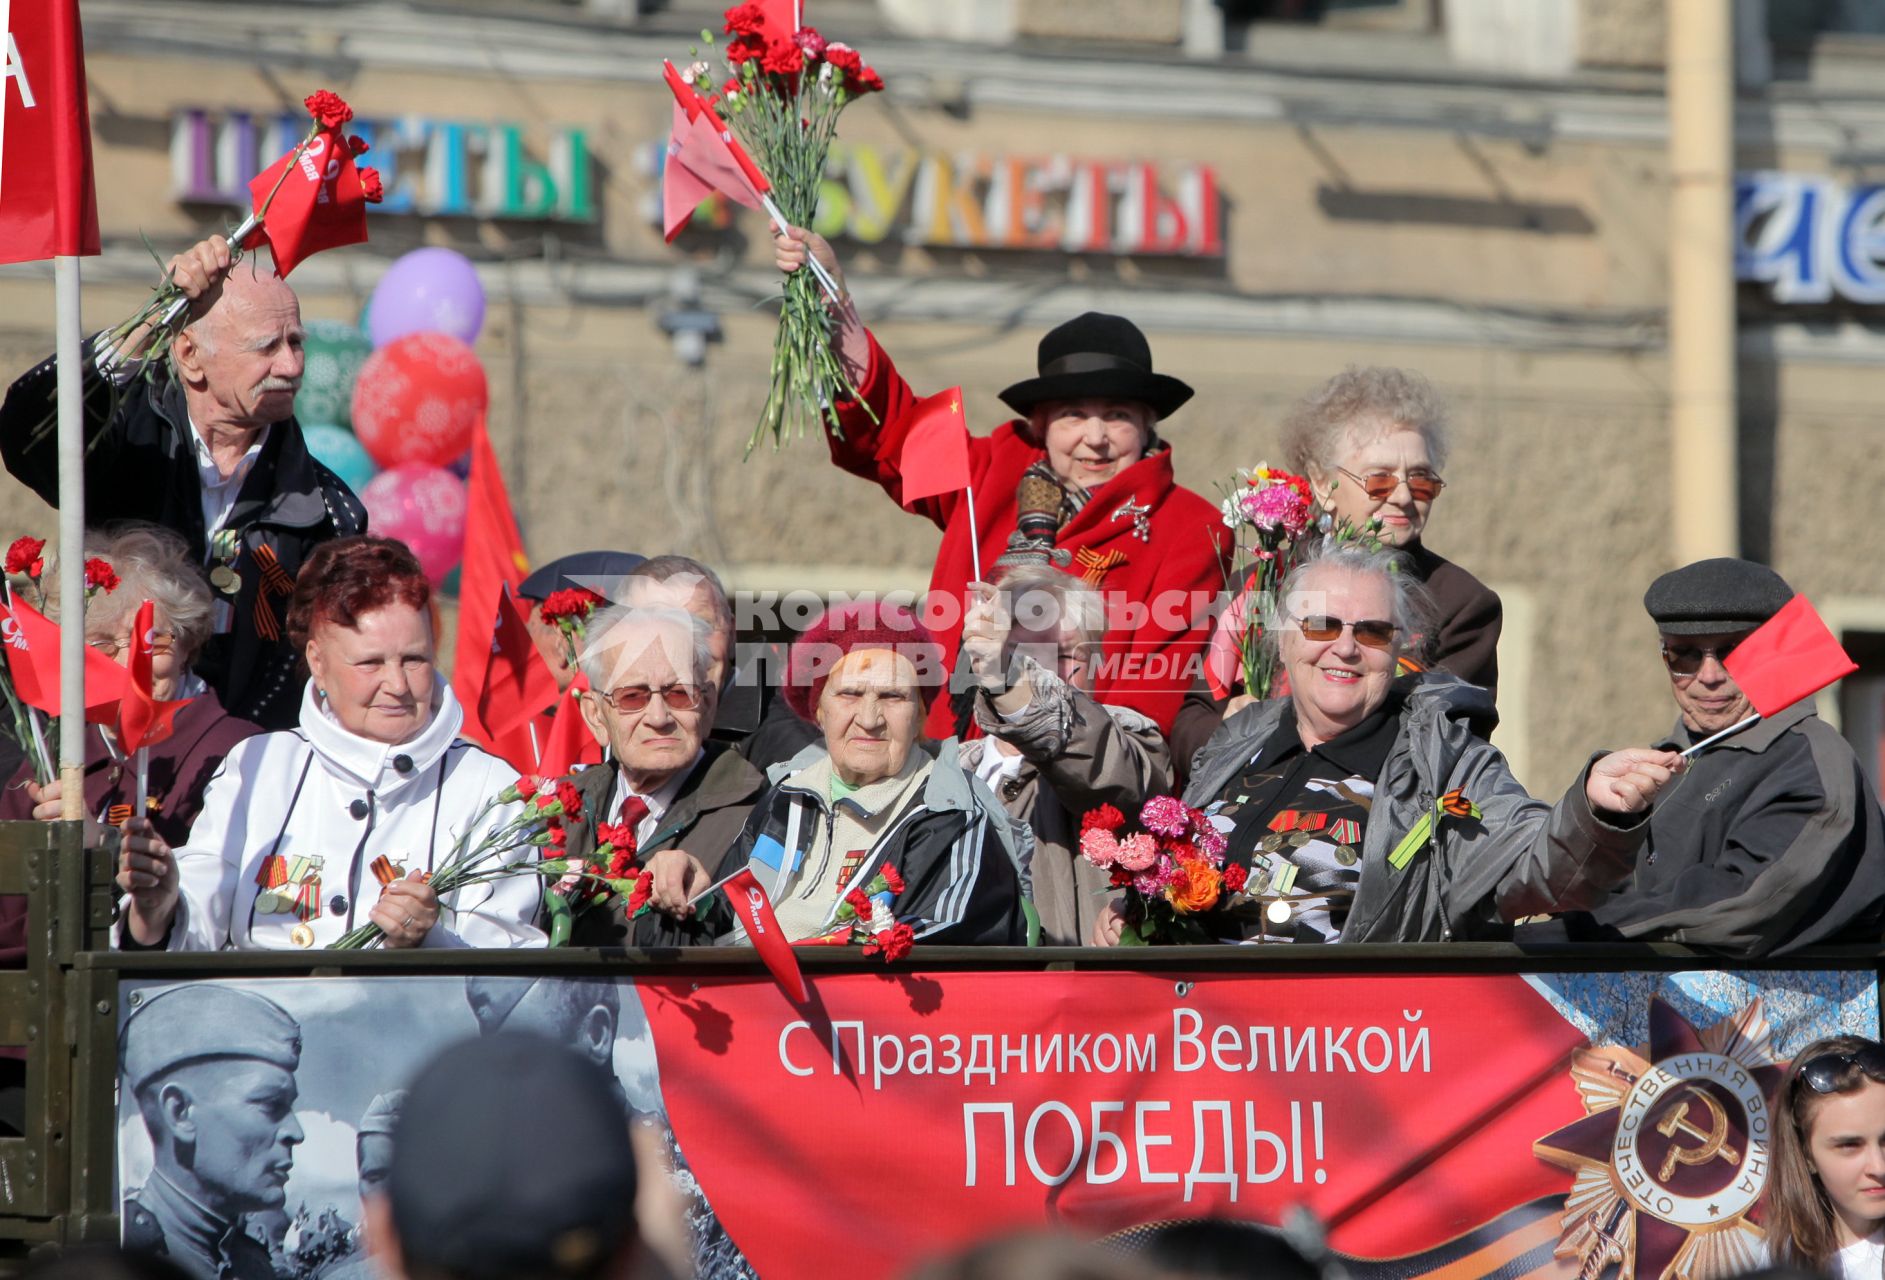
<box><xmin>1533</xmin><ymin>997</ymin><xmax>1782</xmax><ymax>1280</ymax></box>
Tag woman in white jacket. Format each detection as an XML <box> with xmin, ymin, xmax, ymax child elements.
<box><xmin>115</xmin><ymin>537</ymin><xmax>544</xmax><ymax>950</ymax></box>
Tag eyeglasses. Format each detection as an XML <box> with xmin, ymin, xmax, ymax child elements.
<box><xmin>1294</xmin><ymin>616</ymin><xmax>1398</xmax><ymax>649</ymax></box>
<box><xmin>92</xmin><ymin>629</ymin><xmax>177</xmax><ymax>659</ymax></box>
<box><xmin>1660</xmin><ymin>638</ymin><xmax>1745</xmax><ymax>678</ymax></box>
<box><xmin>596</xmin><ymin>684</ymin><xmax>701</xmax><ymax>714</ymax></box>
<box><xmin>1337</xmin><ymin>465</ymin><xmax>1446</xmax><ymax>503</ymax></box>
<box><xmin>1799</xmin><ymin>1043</ymin><xmax>1885</xmax><ymax>1094</ymax></box>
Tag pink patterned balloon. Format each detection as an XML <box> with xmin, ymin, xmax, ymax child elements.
<box><xmin>351</xmin><ymin>332</ymin><xmax>488</xmax><ymax>470</ymax></box>
<box><xmin>362</xmin><ymin>465</ymin><xmax>467</xmax><ymax>586</ymax></box>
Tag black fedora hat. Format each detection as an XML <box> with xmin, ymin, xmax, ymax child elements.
<box><xmin>998</xmin><ymin>312</ymin><xmax>1194</xmax><ymax>420</ymax></box>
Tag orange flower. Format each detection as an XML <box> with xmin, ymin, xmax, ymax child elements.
<box><xmin>1166</xmin><ymin>858</ymin><xmax>1223</xmax><ymax>914</ymax></box>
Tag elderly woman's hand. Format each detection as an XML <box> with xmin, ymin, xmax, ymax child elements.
<box><xmin>1091</xmin><ymin>900</ymin><xmax>1130</xmax><ymax>947</ymax></box>
<box><xmin>1584</xmin><ymin>748</ymin><xmax>1687</xmax><ymax>816</ymax></box>
<box><xmin>26</xmin><ymin>778</ymin><xmax>105</xmax><ymax>845</ymax></box>
<box><xmin>372</xmin><ymin>870</ymin><xmax>440</xmax><ymax>948</ymax></box>
<box><xmin>647</xmin><ymin>849</ymin><xmax>713</xmax><ymax>918</ymax></box>
<box><xmin>116</xmin><ymin>817</ymin><xmax>180</xmax><ymax>945</ymax></box>
<box><xmin>960</xmin><ymin>582</ymin><xmax>1011</xmax><ymax>685</ymax></box>
<box><xmin>772</xmin><ymin>224</ymin><xmax>846</xmax><ymax>293</ymax></box>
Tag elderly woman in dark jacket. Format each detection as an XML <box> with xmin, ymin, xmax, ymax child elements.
<box><xmin>1097</xmin><ymin>542</ymin><xmax>1685</xmax><ymax>945</ymax></box>
<box><xmin>638</xmin><ymin>602</ymin><xmax>1028</xmax><ymax>946</ymax></box>
<box><xmin>1173</xmin><ymin>366</ymin><xmax>1502</xmax><ymax>773</ymax></box>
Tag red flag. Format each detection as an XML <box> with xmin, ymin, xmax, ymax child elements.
<box><xmin>451</xmin><ymin>418</ymin><xmax>531</xmax><ymax>745</ymax></box>
<box><xmin>660</xmin><ymin>61</ymin><xmax>772</xmax><ymax>212</ymax></box>
<box><xmin>722</xmin><ymin>868</ymin><xmax>807</xmax><ymax>1003</ymax></box>
<box><xmin>247</xmin><ymin>122</ymin><xmax>373</xmax><ymax>278</ymax></box>
<box><xmin>662</xmin><ymin>104</ymin><xmax>718</xmax><ymax>242</ymax></box>
<box><xmin>898</xmin><ymin>387</ymin><xmax>973</xmax><ymax>507</ymax></box>
<box><xmin>537</xmin><ymin>675</ymin><xmax>602</xmax><ymax>779</ymax></box>
<box><xmin>478</xmin><ymin>587</ymin><xmax>559</xmax><ymax>742</ymax></box>
<box><xmin>117</xmin><ymin>599</ymin><xmax>191</xmax><ymax>752</ymax></box>
<box><xmin>0</xmin><ymin>596</ymin><xmax>125</xmax><ymax>722</ymax></box>
<box><xmin>1723</xmin><ymin>594</ymin><xmax>1858</xmax><ymax>718</ymax></box>
<box><xmin>0</xmin><ymin>0</ymin><xmax>99</xmax><ymax>265</ymax></box>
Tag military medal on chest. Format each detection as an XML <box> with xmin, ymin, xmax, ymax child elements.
<box><xmin>254</xmin><ymin>852</ymin><xmax>324</xmax><ymax>924</ymax></box>
<box><xmin>208</xmin><ymin>529</ymin><xmax>242</xmax><ymax>595</ymax></box>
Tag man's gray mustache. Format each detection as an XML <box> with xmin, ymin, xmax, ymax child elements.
<box><xmin>257</xmin><ymin>377</ymin><xmax>300</xmax><ymax>393</ymax></box>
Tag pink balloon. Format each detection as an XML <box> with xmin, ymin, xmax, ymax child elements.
<box><xmin>351</xmin><ymin>332</ymin><xmax>488</xmax><ymax>470</ymax></box>
<box><xmin>362</xmin><ymin>465</ymin><xmax>467</xmax><ymax>586</ymax></box>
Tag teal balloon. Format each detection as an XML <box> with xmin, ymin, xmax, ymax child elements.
<box><xmin>296</xmin><ymin>320</ymin><xmax>373</xmax><ymax>430</ymax></box>
<box><xmin>303</xmin><ymin>423</ymin><xmax>379</xmax><ymax>494</ymax></box>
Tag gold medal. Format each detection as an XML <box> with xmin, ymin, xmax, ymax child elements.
<box><xmin>1335</xmin><ymin>845</ymin><xmax>1358</xmax><ymax>867</ymax></box>
<box><xmin>289</xmin><ymin>923</ymin><xmax>315</xmax><ymax>948</ymax></box>
<box><xmin>210</xmin><ymin>565</ymin><xmax>240</xmax><ymax>595</ymax></box>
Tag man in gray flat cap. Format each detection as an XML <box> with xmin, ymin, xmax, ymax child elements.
<box><xmin>119</xmin><ymin>984</ymin><xmax>305</xmax><ymax>1280</ymax></box>
<box><xmin>1536</xmin><ymin>557</ymin><xmax>1885</xmax><ymax>955</ymax></box>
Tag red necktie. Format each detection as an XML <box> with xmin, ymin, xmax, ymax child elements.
<box><xmin>618</xmin><ymin>795</ymin><xmax>650</xmax><ymax>854</ymax></box>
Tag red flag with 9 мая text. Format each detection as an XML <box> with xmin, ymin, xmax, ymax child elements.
<box><xmin>0</xmin><ymin>0</ymin><xmax>99</xmax><ymax>265</ymax></box>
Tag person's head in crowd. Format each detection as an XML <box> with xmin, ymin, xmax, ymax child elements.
<box><xmin>908</xmin><ymin>1231</ymin><xmax>1139</xmax><ymax>1280</ymax></box>
<box><xmin>1123</xmin><ymin>1217</ymin><xmax>1333</xmax><ymax>1280</ymax></box>
<box><xmin>366</xmin><ymin>1033</ymin><xmax>639</xmax><ymax>1280</ymax></box>
<box><xmin>518</xmin><ymin>551</ymin><xmax>647</xmax><ymax>692</ymax></box>
<box><xmin>355</xmin><ymin>1090</ymin><xmax>404</xmax><ymax>1202</ymax></box>
<box><xmin>577</xmin><ymin>604</ymin><xmax>716</xmax><ymax>793</ymax></box>
<box><xmin>1261</xmin><ymin>541</ymin><xmax>1432</xmax><ymax>746</ymax></box>
<box><xmin>463</xmin><ymin>976</ymin><xmax>621</xmax><ymax>1076</ymax></box>
<box><xmin>287</xmin><ymin>536</ymin><xmax>438</xmax><ymax>746</ymax></box>
<box><xmin>619</xmin><ymin>555</ymin><xmax>736</xmax><ymax>694</ymax></box>
<box><xmin>1643</xmin><ymin>558</ymin><xmax>1794</xmax><ymax>738</ymax></box>
<box><xmin>1282</xmin><ymin>365</ymin><xmax>1451</xmax><ymax>550</ymax></box>
<box><xmin>69</xmin><ymin>525</ymin><xmax>214</xmax><ymax>702</ymax></box>
<box><xmin>786</xmin><ymin>601</ymin><xmax>945</xmax><ymax>786</ymax></box>
<box><xmin>994</xmin><ymin>565</ymin><xmax>1107</xmax><ymax>694</ymax></box>
<box><xmin>120</xmin><ymin>985</ymin><xmax>305</xmax><ymax>1219</ymax></box>
<box><xmin>167</xmin><ymin>257</ymin><xmax>305</xmax><ymax>432</ymax></box>
<box><xmin>1001</xmin><ymin>312</ymin><xmax>1191</xmax><ymax>490</ymax></box>
<box><xmin>1765</xmin><ymin>1036</ymin><xmax>1885</xmax><ymax>1271</ymax></box>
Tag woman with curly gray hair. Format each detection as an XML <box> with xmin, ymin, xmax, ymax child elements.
<box><xmin>0</xmin><ymin>524</ymin><xmax>263</xmax><ymax>843</ymax></box>
<box><xmin>1171</xmin><ymin>366</ymin><xmax>1503</xmax><ymax>774</ymax></box>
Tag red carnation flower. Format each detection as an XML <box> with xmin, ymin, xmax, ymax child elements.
<box><xmin>726</xmin><ymin>37</ymin><xmax>763</xmax><ymax>64</ymax></box>
<box><xmin>539</xmin><ymin>588</ymin><xmax>605</xmax><ymax>625</ymax></box>
<box><xmin>844</xmin><ymin>886</ymin><xmax>872</xmax><ymax>919</ymax></box>
<box><xmin>795</xmin><ymin>26</ymin><xmax>827</xmax><ymax>56</ymax></box>
<box><xmin>596</xmin><ymin>822</ymin><xmax>630</xmax><ymax>851</ymax></box>
<box><xmin>625</xmin><ymin>868</ymin><xmax>654</xmax><ymax>916</ymax></box>
<box><xmin>1109</xmin><ymin>866</ymin><xmax>1135</xmax><ymax>887</ymax></box>
<box><xmin>555</xmin><ymin>780</ymin><xmax>585</xmax><ymax>820</ymax></box>
<box><xmin>304</xmin><ymin>89</ymin><xmax>354</xmax><ymax>129</ymax></box>
<box><xmin>855</xmin><ymin>66</ymin><xmax>884</xmax><ymax>93</ymax></box>
<box><xmin>607</xmin><ymin>849</ymin><xmax>637</xmax><ymax>879</ymax></box>
<box><xmin>4</xmin><ymin>536</ymin><xmax>44</xmax><ymax>578</ymax></box>
<box><xmin>359</xmin><ymin>167</ymin><xmax>384</xmax><ymax>204</ymax></box>
<box><xmin>348</xmin><ymin>135</ymin><xmax>371</xmax><ymax>156</ymax></box>
<box><xmin>761</xmin><ymin>42</ymin><xmax>804</xmax><ymax>76</ymax></box>
<box><xmin>863</xmin><ymin>921</ymin><xmax>915</xmax><ymax>962</ymax></box>
<box><xmin>825</xmin><ymin>43</ymin><xmax>862</xmax><ymax>73</ymax></box>
<box><xmin>547</xmin><ymin>823</ymin><xmax>569</xmax><ymax>848</ymax></box>
<box><xmin>1081</xmin><ymin>804</ymin><xmax>1124</xmax><ymax>834</ymax></box>
<box><xmin>880</xmin><ymin>864</ymin><xmax>905</xmax><ymax>896</ymax></box>
<box><xmin>83</xmin><ymin>558</ymin><xmax>119</xmax><ymax>594</ymax></box>
<box><xmin>514</xmin><ymin>775</ymin><xmax>542</xmax><ymax>801</ymax></box>
<box><xmin>723</xmin><ymin>1</ymin><xmax>766</xmax><ymax>35</ymax></box>
<box><xmin>1223</xmin><ymin>863</ymin><xmax>1248</xmax><ymax>894</ymax></box>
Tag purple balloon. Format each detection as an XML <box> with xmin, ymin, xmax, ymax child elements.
<box><xmin>367</xmin><ymin>247</ymin><xmax>486</xmax><ymax>348</ymax></box>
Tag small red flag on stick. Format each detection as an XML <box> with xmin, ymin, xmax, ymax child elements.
<box><xmin>478</xmin><ymin>587</ymin><xmax>560</xmax><ymax>743</ymax></box>
<box><xmin>898</xmin><ymin>386</ymin><xmax>981</xmax><ymax>581</ymax></box>
<box><xmin>721</xmin><ymin>868</ymin><xmax>808</xmax><ymax>1003</ymax></box>
<box><xmin>117</xmin><ymin>599</ymin><xmax>190</xmax><ymax>753</ymax></box>
<box><xmin>1724</xmin><ymin>595</ymin><xmax>1858</xmax><ymax>718</ymax></box>
<box><xmin>0</xmin><ymin>596</ymin><xmax>125</xmax><ymax>723</ymax></box>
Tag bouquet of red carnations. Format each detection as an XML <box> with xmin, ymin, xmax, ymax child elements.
<box><xmin>670</xmin><ymin>4</ymin><xmax>885</xmax><ymax>449</ymax></box>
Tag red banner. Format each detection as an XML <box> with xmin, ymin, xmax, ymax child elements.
<box><xmin>0</xmin><ymin>0</ymin><xmax>98</xmax><ymax>264</ymax></box>
<box><xmin>639</xmin><ymin>971</ymin><xmax>1793</xmax><ymax>1280</ymax></box>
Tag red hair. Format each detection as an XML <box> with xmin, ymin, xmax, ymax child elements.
<box><xmin>287</xmin><ymin>536</ymin><xmax>431</xmax><ymax>654</ymax></box>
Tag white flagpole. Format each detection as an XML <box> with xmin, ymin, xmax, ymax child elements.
<box><xmin>54</xmin><ymin>253</ymin><xmax>84</xmax><ymax>823</ymax></box>
<box><xmin>1679</xmin><ymin>713</ymin><xmax>1761</xmax><ymax>759</ymax></box>
<box><xmin>134</xmin><ymin>745</ymin><xmax>149</xmax><ymax>816</ymax></box>
<box><xmin>964</xmin><ymin>483</ymin><xmax>984</xmax><ymax>584</ymax></box>
<box><xmin>528</xmin><ymin>721</ymin><xmax>542</xmax><ymax>771</ymax></box>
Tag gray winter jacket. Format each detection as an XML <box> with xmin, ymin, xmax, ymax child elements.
<box><xmin>1184</xmin><ymin>675</ymin><xmax>1649</xmax><ymax>941</ymax></box>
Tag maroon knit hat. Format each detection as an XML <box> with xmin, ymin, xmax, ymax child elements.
<box><xmin>784</xmin><ymin>600</ymin><xmax>946</xmax><ymax>723</ymax></box>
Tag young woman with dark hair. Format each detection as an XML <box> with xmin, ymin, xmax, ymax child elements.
<box><xmin>1766</xmin><ymin>1036</ymin><xmax>1885</xmax><ymax>1278</ymax></box>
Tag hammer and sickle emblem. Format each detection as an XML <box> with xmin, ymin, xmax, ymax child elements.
<box><xmin>1655</xmin><ymin>1085</ymin><xmax>1742</xmax><ymax>1181</ymax></box>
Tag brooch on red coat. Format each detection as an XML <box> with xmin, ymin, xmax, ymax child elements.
<box><xmin>1109</xmin><ymin>497</ymin><xmax>1152</xmax><ymax>542</ymax></box>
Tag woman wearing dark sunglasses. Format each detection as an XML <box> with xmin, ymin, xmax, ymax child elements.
<box><xmin>1098</xmin><ymin>541</ymin><xmax>1683</xmax><ymax>944</ymax></box>
<box><xmin>1767</xmin><ymin>1037</ymin><xmax>1885</xmax><ymax>1277</ymax></box>
<box><xmin>1171</xmin><ymin>366</ymin><xmax>1501</xmax><ymax>775</ymax></box>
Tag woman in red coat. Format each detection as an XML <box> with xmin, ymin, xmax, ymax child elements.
<box><xmin>776</xmin><ymin>228</ymin><xmax>1230</xmax><ymax>739</ymax></box>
